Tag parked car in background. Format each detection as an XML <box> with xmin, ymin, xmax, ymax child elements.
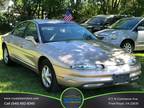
<box><xmin>81</xmin><ymin>15</ymin><xmax>128</xmax><ymax>33</ymax></box>
<box><xmin>2</xmin><ymin>20</ymin><xmax>141</xmax><ymax>91</ymax></box>
<box><xmin>94</xmin><ymin>17</ymin><xmax>144</xmax><ymax>53</ymax></box>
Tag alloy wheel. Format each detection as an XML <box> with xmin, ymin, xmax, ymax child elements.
<box><xmin>41</xmin><ymin>65</ymin><xmax>52</xmax><ymax>88</ymax></box>
<box><xmin>3</xmin><ymin>48</ymin><xmax>9</xmax><ymax>64</ymax></box>
<box><xmin>123</xmin><ymin>42</ymin><xmax>133</xmax><ymax>53</ymax></box>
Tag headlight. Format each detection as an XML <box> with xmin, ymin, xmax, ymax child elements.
<box><xmin>71</xmin><ymin>64</ymin><xmax>104</xmax><ymax>70</ymax></box>
<box><xmin>128</xmin><ymin>58</ymin><xmax>137</xmax><ymax>66</ymax></box>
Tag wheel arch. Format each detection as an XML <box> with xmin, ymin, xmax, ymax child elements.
<box><xmin>120</xmin><ymin>39</ymin><xmax>135</xmax><ymax>48</ymax></box>
<box><xmin>2</xmin><ymin>42</ymin><xmax>7</xmax><ymax>49</ymax></box>
<box><xmin>37</xmin><ymin>56</ymin><xmax>54</xmax><ymax>74</ymax></box>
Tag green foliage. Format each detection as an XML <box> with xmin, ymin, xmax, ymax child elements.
<box><xmin>9</xmin><ymin>0</ymin><xmax>144</xmax><ymax>21</ymax></box>
<box><xmin>73</xmin><ymin>3</ymin><xmax>99</xmax><ymax>23</ymax></box>
<box><xmin>0</xmin><ymin>13</ymin><xmax>13</xmax><ymax>34</ymax></box>
<box><xmin>42</xmin><ymin>0</ymin><xmax>66</xmax><ymax>18</ymax></box>
<box><xmin>0</xmin><ymin>0</ymin><xmax>144</xmax><ymax>28</ymax></box>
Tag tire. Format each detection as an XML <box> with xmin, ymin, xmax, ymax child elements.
<box><xmin>2</xmin><ymin>46</ymin><xmax>13</xmax><ymax>65</ymax></box>
<box><xmin>40</xmin><ymin>59</ymin><xmax>59</xmax><ymax>92</ymax></box>
<box><xmin>121</xmin><ymin>41</ymin><xmax>134</xmax><ymax>53</ymax></box>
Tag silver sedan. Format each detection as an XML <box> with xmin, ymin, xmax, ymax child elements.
<box><xmin>1</xmin><ymin>19</ymin><xmax>141</xmax><ymax>91</ymax></box>
<box><xmin>95</xmin><ymin>17</ymin><xmax>144</xmax><ymax>53</ymax></box>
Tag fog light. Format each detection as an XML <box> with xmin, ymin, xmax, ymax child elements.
<box><xmin>131</xmin><ymin>76</ymin><xmax>139</xmax><ymax>81</ymax></box>
<box><xmin>83</xmin><ymin>83</ymin><xmax>104</xmax><ymax>88</ymax></box>
<box><xmin>130</xmin><ymin>71</ymin><xmax>141</xmax><ymax>77</ymax></box>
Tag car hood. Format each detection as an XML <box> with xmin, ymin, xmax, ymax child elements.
<box><xmin>95</xmin><ymin>29</ymin><xmax>132</xmax><ymax>37</ymax></box>
<box><xmin>39</xmin><ymin>40</ymin><xmax>129</xmax><ymax>67</ymax></box>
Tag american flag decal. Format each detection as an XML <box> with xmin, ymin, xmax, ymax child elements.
<box><xmin>64</xmin><ymin>9</ymin><xmax>73</xmax><ymax>22</ymax></box>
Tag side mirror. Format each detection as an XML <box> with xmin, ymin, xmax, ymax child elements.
<box><xmin>25</xmin><ymin>36</ymin><xmax>37</xmax><ymax>45</ymax></box>
<box><xmin>137</xmin><ymin>26</ymin><xmax>144</xmax><ymax>31</ymax></box>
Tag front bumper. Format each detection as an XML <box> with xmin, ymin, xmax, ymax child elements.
<box><xmin>54</xmin><ymin>64</ymin><xmax>141</xmax><ymax>88</ymax></box>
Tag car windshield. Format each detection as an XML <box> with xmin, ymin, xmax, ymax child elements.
<box><xmin>39</xmin><ymin>23</ymin><xmax>96</xmax><ymax>43</ymax></box>
<box><xmin>111</xmin><ymin>18</ymin><xmax>141</xmax><ymax>30</ymax></box>
<box><xmin>86</xmin><ymin>16</ymin><xmax>106</xmax><ymax>25</ymax></box>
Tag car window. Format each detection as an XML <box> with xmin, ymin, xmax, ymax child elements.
<box><xmin>25</xmin><ymin>22</ymin><xmax>39</xmax><ymax>42</ymax></box>
<box><xmin>39</xmin><ymin>24</ymin><xmax>96</xmax><ymax>43</ymax></box>
<box><xmin>134</xmin><ymin>20</ymin><xmax>144</xmax><ymax>32</ymax></box>
<box><xmin>105</xmin><ymin>18</ymin><xmax>114</xmax><ymax>25</ymax></box>
<box><xmin>137</xmin><ymin>21</ymin><xmax>144</xmax><ymax>27</ymax></box>
<box><xmin>87</xmin><ymin>17</ymin><xmax>106</xmax><ymax>25</ymax></box>
<box><xmin>13</xmin><ymin>22</ymin><xmax>28</xmax><ymax>37</ymax></box>
<box><xmin>111</xmin><ymin>18</ymin><xmax>141</xmax><ymax>30</ymax></box>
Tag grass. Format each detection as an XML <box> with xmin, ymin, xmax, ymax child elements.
<box><xmin>0</xmin><ymin>37</ymin><xmax>61</xmax><ymax>98</ymax></box>
<box><xmin>0</xmin><ymin>36</ymin><xmax>144</xmax><ymax>99</ymax></box>
<box><xmin>0</xmin><ymin>37</ymin><xmax>2</xmax><ymax>60</ymax></box>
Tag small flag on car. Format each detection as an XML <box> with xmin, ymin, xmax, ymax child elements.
<box><xmin>64</xmin><ymin>9</ymin><xmax>73</xmax><ymax>22</ymax></box>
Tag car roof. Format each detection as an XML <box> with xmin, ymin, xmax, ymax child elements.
<box><xmin>94</xmin><ymin>15</ymin><xmax>116</xmax><ymax>18</ymax></box>
<box><xmin>33</xmin><ymin>19</ymin><xmax>75</xmax><ymax>24</ymax></box>
<box><xmin>120</xmin><ymin>17</ymin><xmax>144</xmax><ymax>21</ymax></box>
<box><xmin>93</xmin><ymin>15</ymin><xmax>132</xmax><ymax>19</ymax></box>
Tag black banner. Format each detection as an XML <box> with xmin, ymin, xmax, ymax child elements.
<box><xmin>84</xmin><ymin>93</ymin><xmax>144</xmax><ymax>108</ymax></box>
<box><xmin>0</xmin><ymin>92</ymin><xmax>144</xmax><ymax>108</ymax></box>
<box><xmin>0</xmin><ymin>93</ymin><xmax>61</xmax><ymax>108</ymax></box>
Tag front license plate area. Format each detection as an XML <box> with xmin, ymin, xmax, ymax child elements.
<box><xmin>113</xmin><ymin>74</ymin><xmax>129</xmax><ymax>84</ymax></box>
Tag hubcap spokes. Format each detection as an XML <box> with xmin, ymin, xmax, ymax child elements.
<box><xmin>4</xmin><ymin>48</ymin><xmax>8</xmax><ymax>63</ymax></box>
<box><xmin>42</xmin><ymin>65</ymin><xmax>52</xmax><ymax>88</ymax></box>
<box><xmin>123</xmin><ymin>43</ymin><xmax>132</xmax><ymax>53</ymax></box>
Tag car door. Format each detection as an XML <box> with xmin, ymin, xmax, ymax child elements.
<box><xmin>135</xmin><ymin>20</ymin><xmax>144</xmax><ymax>50</ymax></box>
<box><xmin>19</xmin><ymin>22</ymin><xmax>40</xmax><ymax>69</ymax></box>
<box><xmin>8</xmin><ymin>22</ymin><xmax>29</xmax><ymax>60</ymax></box>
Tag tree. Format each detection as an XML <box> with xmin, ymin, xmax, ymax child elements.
<box><xmin>0</xmin><ymin>0</ymin><xmax>4</xmax><ymax>6</ymax></box>
<box><xmin>12</xmin><ymin>0</ymin><xmax>40</xmax><ymax>20</ymax></box>
<box><xmin>3</xmin><ymin>0</ymin><xmax>144</xmax><ymax>23</ymax></box>
<box><xmin>96</xmin><ymin>0</ymin><xmax>121</xmax><ymax>14</ymax></box>
<box><xmin>41</xmin><ymin>0</ymin><xmax>65</xmax><ymax>19</ymax></box>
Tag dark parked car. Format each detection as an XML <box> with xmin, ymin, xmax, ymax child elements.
<box><xmin>81</xmin><ymin>15</ymin><xmax>128</xmax><ymax>33</ymax></box>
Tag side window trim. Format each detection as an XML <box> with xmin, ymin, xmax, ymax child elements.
<box><xmin>133</xmin><ymin>20</ymin><xmax>144</xmax><ymax>32</ymax></box>
<box><xmin>12</xmin><ymin>21</ymin><xmax>29</xmax><ymax>38</ymax></box>
<box><xmin>23</xmin><ymin>22</ymin><xmax>31</xmax><ymax>37</ymax></box>
<box><xmin>24</xmin><ymin>22</ymin><xmax>40</xmax><ymax>43</ymax></box>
